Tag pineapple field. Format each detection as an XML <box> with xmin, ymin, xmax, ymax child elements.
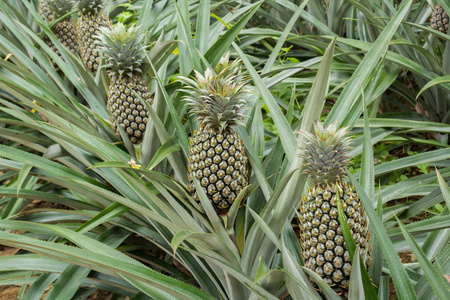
<box><xmin>0</xmin><ymin>0</ymin><xmax>450</xmax><ymax>299</ymax></box>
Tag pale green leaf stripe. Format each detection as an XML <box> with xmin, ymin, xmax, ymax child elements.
<box><xmin>0</xmin><ymin>231</ymin><xmax>215</xmax><ymax>300</ymax></box>
<box><xmin>349</xmin><ymin>174</ymin><xmax>417</xmax><ymax>300</ymax></box>
<box><xmin>171</xmin><ymin>230</ymin><xmax>239</xmax><ymax>268</ymax></box>
<box><xmin>388</xmin><ymin>215</ymin><xmax>450</xmax><ymax>237</ymax></box>
<box><xmin>326</xmin><ymin>0</ymin><xmax>413</xmax><ymax>126</ymax></box>
<box><xmin>237</xmin><ymin>126</ymin><xmax>272</xmax><ymax>200</ymax></box>
<box><xmin>354</xmin><ymin>118</ymin><xmax>450</xmax><ymax>133</ymax></box>
<box><xmin>348</xmin><ymin>249</ymin><xmax>364</xmax><ymax>300</ymax></box>
<box><xmin>233</xmin><ymin>42</ymin><xmax>296</xmax><ymax>163</ymax></box>
<box><xmin>150</xmin><ymin>62</ymin><xmax>190</xmax><ymax>159</ymax></box>
<box><xmin>122</xmin><ymin>275</ymin><xmax>182</xmax><ymax>300</ymax></box>
<box><xmin>262</xmin><ymin>0</ymin><xmax>309</xmax><ymax>74</ymax></box>
<box><xmin>45</xmin><ymin>265</ymin><xmax>90</xmax><ymax>299</ymax></box>
<box><xmin>247</xmin><ymin>206</ymin><xmax>281</xmax><ymax>249</ymax></box>
<box><xmin>436</xmin><ymin>169</ymin><xmax>450</xmax><ymax>209</ymax></box>
<box><xmin>181</xmin><ymin>247</ymin><xmax>279</xmax><ymax>300</ymax></box>
<box><xmin>281</xmin><ymin>242</ymin><xmax>321</xmax><ymax>300</ymax></box>
<box><xmin>0</xmin><ymin>255</ymin><xmax>69</xmax><ymax>273</ymax></box>
<box><xmin>146</xmin><ymin>136</ymin><xmax>182</xmax><ymax>170</ymax></box>
<box><xmin>360</xmin><ymin>95</ymin><xmax>374</xmax><ymax>199</ymax></box>
<box><xmin>195</xmin><ymin>0</ymin><xmax>210</xmax><ymax>54</ymax></box>
<box><xmin>175</xmin><ymin>1</ymin><xmax>201</xmax><ymax>74</ymax></box>
<box><xmin>372</xmin><ymin>149</ymin><xmax>450</xmax><ymax>177</ymax></box>
<box><xmin>205</xmin><ymin>1</ymin><xmax>263</xmax><ymax>67</ymax></box>
<box><xmin>397</xmin><ymin>220</ymin><xmax>450</xmax><ymax>300</ymax></box>
<box><xmin>333</xmin><ymin>37</ymin><xmax>450</xmax><ymax>92</ymax></box>
<box><xmin>146</xmin><ymin>103</ymin><xmax>188</xmax><ymax>183</ymax></box>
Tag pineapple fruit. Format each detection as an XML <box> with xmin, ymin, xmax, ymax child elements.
<box><xmin>297</xmin><ymin>122</ymin><xmax>372</xmax><ymax>290</ymax></box>
<box><xmin>431</xmin><ymin>4</ymin><xmax>449</xmax><ymax>34</ymax></box>
<box><xmin>45</xmin><ymin>0</ymin><xmax>78</xmax><ymax>58</ymax></box>
<box><xmin>74</xmin><ymin>0</ymin><xmax>111</xmax><ymax>73</ymax></box>
<box><xmin>39</xmin><ymin>0</ymin><xmax>55</xmax><ymax>23</ymax></box>
<box><xmin>97</xmin><ymin>23</ymin><xmax>150</xmax><ymax>145</ymax></box>
<box><xmin>178</xmin><ymin>54</ymin><xmax>251</xmax><ymax>214</ymax></box>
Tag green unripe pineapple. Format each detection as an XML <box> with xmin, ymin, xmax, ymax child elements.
<box><xmin>178</xmin><ymin>54</ymin><xmax>251</xmax><ymax>214</ymax></box>
<box><xmin>73</xmin><ymin>0</ymin><xmax>111</xmax><ymax>73</ymax></box>
<box><xmin>97</xmin><ymin>23</ymin><xmax>151</xmax><ymax>144</ymax></box>
<box><xmin>297</xmin><ymin>122</ymin><xmax>372</xmax><ymax>290</ymax></box>
<box><xmin>45</xmin><ymin>0</ymin><xmax>78</xmax><ymax>58</ymax></box>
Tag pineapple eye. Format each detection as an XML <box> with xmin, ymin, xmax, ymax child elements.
<box><xmin>216</xmin><ymin>170</ymin><xmax>225</xmax><ymax>179</ymax></box>
<box><xmin>325</xmin><ymin>240</ymin><xmax>335</xmax><ymax>250</ymax></box>
<box><xmin>323</xmin><ymin>262</ymin><xmax>334</xmax><ymax>275</ymax></box>
<box><xmin>316</xmin><ymin>255</ymin><xmax>326</xmax><ymax>265</ymax></box>
<box><xmin>333</xmin><ymin>257</ymin><xmax>344</xmax><ymax>269</ymax></box>
<box><xmin>334</xmin><ymin>235</ymin><xmax>344</xmax><ymax>245</ymax></box>
<box><xmin>332</xmin><ymin>270</ymin><xmax>344</xmax><ymax>282</ymax></box>
<box><xmin>215</xmin><ymin>180</ymin><xmax>225</xmax><ymax>191</ymax></box>
<box><xmin>342</xmin><ymin>263</ymin><xmax>351</xmax><ymax>276</ymax></box>
<box><xmin>324</xmin><ymin>250</ymin><xmax>334</xmax><ymax>262</ymax></box>
<box><xmin>318</xmin><ymin>234</ymin><xmax>327</xmax><ymax>244</ymax></box>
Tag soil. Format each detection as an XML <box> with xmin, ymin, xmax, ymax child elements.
<box><xmin>388</xmin><ymin>251</ymin><xmax>415</xmax><ymax>299</ymax></box>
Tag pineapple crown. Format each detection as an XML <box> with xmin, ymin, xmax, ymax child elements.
<box><xmin>72</xmin><ymin>0</ymin><xmax>104</xmax><ymax>15</ymax></box>
<box><xmin>96</xmin><ymin>23</ymin><xmax>147</xmax><ymax>78</ymax></box>
<box><xmin>178</xmin><ymin>53</ymin><xmax>251</xmax><ymax>133</ymax></box>
<box><xmin>297</xmin><ymin>122</ymin><xmax>353</xmax><ymax>187</ymax></box>
<box><xmin>47</xmin><ymin>0</ymin><xmax>75</xmax><ymax>18</ymax></box>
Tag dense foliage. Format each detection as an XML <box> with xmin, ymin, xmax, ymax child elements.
<box><xmin>0</xmin><ymin>0</ymin><xmax>449</xmax><ymax>299</ymax></box>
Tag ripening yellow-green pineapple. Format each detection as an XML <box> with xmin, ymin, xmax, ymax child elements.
<box><xmin>73</xmin><ymin>0</ymin><xmax>111</xmax><ymax>73</ymax></box>
<box><xmin>96</xmin><ymin>23</ymin><xmax>151</xmax><ymax>144</ymax></box>
<box><xmin>45</xmin><ymin>0</ymin><xmax>78</xmax><ymax>58</ymax></box>
<box><xmin>178</xmin><ymin>54</ymin><xmax>251</xmax><ymax>214</ymax></box>
<box><xmin>297</xmin><ymin>122</ymin><xmax>372</xmax><ymax>290</ymax></box>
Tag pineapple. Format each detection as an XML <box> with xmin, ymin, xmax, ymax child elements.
<box><xmin>178</xmin><ymin>54</ymin><xmax>251</xmax><ymax>214</ymax></box>
<box><xmin>73</xmin><ymin>0</ymin><xmax>111</xmax><ymax>73</ymax></box>
<box><xmin>96</xmin><ymin>23</ymin><xmax>150</xmax><ymax>144</ymax></box>
<box><xmin>297</xmin><ymin>122</ymin><xmax>372</xmax><ymax>290</ymax></box>
<box><xmin>431</xmin><ymin>4</ymin><xmax>449</xmax><ymax>34</ymax></box>
<box><xmin>39</xmin><ymin>0</ymin><xmax>55</xmax><ymax>23</ymax></box>
<box><xmin>45</xmin><ymin>0</ymin><xmax>78</xmax><ymax>58</ymax></box>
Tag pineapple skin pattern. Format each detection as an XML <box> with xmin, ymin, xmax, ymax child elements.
<box><xmin>188</xmin><ymin>130</ymin><xmax>248</xmax><ymax>214</ymax></box>
<box><xmin>74</xmin><ymin>0</ymin><xmax>111</xmax><ymax>73</ymax></box>
<box><xmin>107</xmin><ymin>76</ymin><xmax>150</xmax><ymax>144</ymax></box>
<box><xmin>297</xmin><ymin>123</ymin><xmax>372</xmax><ymax>290</ymax></box>
<box><xmin>46</xmin><ymin>19</ymin><xmax>78</xmax><ymax>57</ymax></box>
<box><xmin>431</xmin><ymin>4</ymin><xmax>449</xmax><ymax>34</ymax></box>
<box><xmin>78</xmin><ymin>13</ymin><xmax>111</xmax><ymax>73</ymax></box>
<box><xmin>299</xmin><ymin>181</ymin><xmax>372</xmax><ymax>288</ymax></box>
<box><xmin>40</xmin><ymin>0</ymin><xmax>78</xmax><ymax>60</ymax></box>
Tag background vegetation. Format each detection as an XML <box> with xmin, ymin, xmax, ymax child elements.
<box><xmin>0</xmin><ymin>0</ymin><xmax>449</xmax><ymax>299</ymax></box>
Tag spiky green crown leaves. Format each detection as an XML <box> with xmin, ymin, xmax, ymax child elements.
<box><xmin>73</xmin><ymin>0</ymin><xmax>104</xmax><ymax>15</ymax></box>
<box><xmin>178</xmin><ymin>53</ymin><xmax>251</xmax><ymax>133</ymax></box>
<box><xmin>298</xmin><ymin>122</ymin><xmax>353</xmax><ymax>187</ymax></box>
<box><xmin>47</xmin><ymin>0</ymin><xmax>75</xmax><ymax>18</ymax></box>
<box><xmin>96</xmin><ymin>23</ymin><xmax>147</xmax><ymax>78</ymax></box>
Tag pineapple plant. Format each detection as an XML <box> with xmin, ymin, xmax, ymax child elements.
<box><xmin>45</xmin><ymin>0</ymin><xmax>78</xmax><ymax>58</ymax></box>
<box><xmin>96</xmin><ymin>23</ymin><xmax>150</xmax><ymax>144</ymax></box>
<box><xmin>73</xmin><ymin>0</ymin><xmax>111</xmax><ymax>73</ymax></box>
<box><xmin>431</xmin><ymin>4</ymin><xmax>449</xmax><ymax>34</ymax></box>
<box><xmin>178</xmin><ymin>54</ymin><xmax>251</xmax><ymax>214</ymax></box>
<box><xmin>297</xmin><ymin>122</ymin><xmax>372</xmax><ymax>290</ymax></box>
